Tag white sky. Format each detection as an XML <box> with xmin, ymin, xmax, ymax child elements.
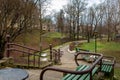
<box><xmin>88</xmin><ymin>0</ymin><xmax>101</xmax><ymax>7</ymax></box>
<box><xmin>50</xmin><ymin>0</ymin><xmax>68</xmax><ymax>12</ymax></box>
<box><xmin>46</xmin><ymin>0</ymin><xmax>103</xmax><ymax>15</ymax></box>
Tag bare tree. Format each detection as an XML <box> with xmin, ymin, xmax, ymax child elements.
<box><xmin>103</xmin><ymin>0</ymin><xmax>118</xmax><ymax>41</ymax></box>
<box><xmin>64</xmin><ymin>0</ymin><xmax>87</xmax><ymax>40</ymax></box>
<box><xmin>73</xmin><ymin>0</ymin><xmax>87</xmax><ymax>40</ymax></box>
<box><xmin>37</xmin><ymin>0</ymin><xmax>50</xmax><ymax>51</ymax></box>
<box><xmin>43</xmin><ymin>16</ymin><xmax>53</xmax><ymax>32</ymax></box>
<box><xmin>64</xmin><ymin>4</ymin><xmax>73</xmax><ymax>39</ymax></box>
<box><xmin>97</xmin><ymin>4</ymin><xmax>106</xmax><ymax>40</ymax></box>
<box><xmin>56</xmin><ymin>10</ymin><xmax>64</xmax><ymax>33</ymax></box>
<box><xmin>0</xmin><ymin>0</ymin><xmax>39</xmax><ymax>59</ymax></box>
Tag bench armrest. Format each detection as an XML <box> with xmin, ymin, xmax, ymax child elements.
<box><xmin>40</xmin><ymin>67</ymin><xmax>93</xmax><ymax>80</ymax></box>
<box><xmin>102</xmin><ymin>56</ymin><xmax>116</xmax><ymax>66</ymax></box>
<box><xmin>74</xmin><ymin>52</ymin><xmax>103</xmax><ymax>66</ymax></box>
<box><xmin>40</xmin><ymin>52</ymin><xmax>103</xmax><ymax>80</ymax></box>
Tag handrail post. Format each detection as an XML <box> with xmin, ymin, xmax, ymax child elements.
<box><xmin>90</xmin><ymin>70</ymin><xmax>92</xmax><ymax>80</ymax></box>
<box><xmin>33</xmin><ymin>54</ymin><xmax>35</xmax><ymax>67</ymax></box>
<box><xmin>6</xmin><ymin>35</ymin><xmax>10</xmax><ymax>58</ymax></box>
<box><xmin>54</xmin><ymin>52</ymin><xmax>57</xmax><ymax>64</ymax></box>
<box><xmin>58</xmin><ymin>49</ymin><xmax>60</xmax><ymax>62</ymax></box>
<box><xmin>49</xmin><ymin>44</ymin><xmax>52</xmax><ymax>61</ymax></box>
<box><xmin>28</xmin><ymin>49</ymin><xmax>30</xmax><ymax>68</ymax></box>
<box><xmin>100</xmin><ymin>59</ymin><xmax>102</xmax><ymax>71</ymax></box>
<box><xmin>38</xmin><ymin>53</ymin><xmax>40</xmax><ymax>68</ymax></box>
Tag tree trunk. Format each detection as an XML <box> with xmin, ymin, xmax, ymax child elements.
<box><xmin>0</xmin><ymin>42</ymin><xmax>6</xmax><ymax>59</ymax></box>
<box><xmin>87</xmin><ymin>32</ymin><xmax>90</xmax><ymax>43</ymax></box>
<box><xmin>0</xmin><ymin>51</ymin><xmax>4</xmax><ymax>59</ymax></box>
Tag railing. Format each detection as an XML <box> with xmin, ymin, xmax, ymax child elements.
<box><xmin>49</xmin><ymin>44</ymin><xmax>63</xmax><ymax>64</ymax></box>
<box><xmin>5</xmin><ymin>35</ymin><xmax>53</xmax><ymax>68</ymax></box>
<box><xmin>5</xmin><ymin>35</ymin><xmax>62</xmax><ymax>68</ymax></box>
<box><xmin>40</xmin><ymin>52</ymin><xmax>103</xmax><ymax>80</ymax></box>
<box><xmin>52</xmin><ymin>49</ymin><xmax>63</xmax><ymax>64</ymax></box>
<box><xmin>6</xmin><ymin>42</ymin><xmax>41</xmax><ymax>68</ymax></box>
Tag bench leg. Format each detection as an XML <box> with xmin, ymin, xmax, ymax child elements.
<box><xmin>110</xmin><ymin>69</ymin><xmax>114</xmax><ymax>80</ymax></box>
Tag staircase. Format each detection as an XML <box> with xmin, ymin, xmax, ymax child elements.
<box><xmin>5</xmin><ymin>42</ymin><xmax>52</xmax><ymax>69</ymax></box>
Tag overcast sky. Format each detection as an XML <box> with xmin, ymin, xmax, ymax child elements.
<box><xmin>46</xmin><ymin>0</ymin><xmax>103</xmax><ymax>16</ymax></box>
<box><xmin>50</xmin><ymin>0</ymin><xmax>69</xmax><ymax>12</ymax></box>
<box><xmin>50</xmin><ymin>0</ymin><xmax>102</xmax><ymax>11</ymax></box>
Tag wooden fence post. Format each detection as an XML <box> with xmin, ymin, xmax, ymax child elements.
<box><xmin>49</xmin><ymin>44</ymin><xmax>52</xmax><ymax>61</ymax></box>
<box><xmin>58</xmin><ymin>49</ymin><xmax>61</xmax><ymax>63</ymax></box>
<box><xmin>6</xmin><ymin>35</ymin><xmax>10</xmax><ymax>58</ymax></box>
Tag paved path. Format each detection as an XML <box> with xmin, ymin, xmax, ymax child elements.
<box><xmin>26</xmin><ymin>41</ymin><xmax>87</xmax><ymax>80</ymax></box>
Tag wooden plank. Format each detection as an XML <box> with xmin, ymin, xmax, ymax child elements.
<box><xmin>71</xmin><ymin>66</ymin><xmax>90</xmax><ymax>80</ymax></box>
<box><xmin>78</xmin><ymin>73</ymin><xmax>88</xmax><ymax>80</ymax></box>
<box><xmin>102</xmin><ymin>65</ymin><xmax>107</xmax><ymax>72</ymax></box>
<box><xmin>102</xmin><ymin>62</ymin><xmax>113</xmax><ymax>65</ymax></box>
<box><xmin>108</xmin><ymin>66</ymin><xmax>113</xmax><ymax>72</ymax></box>
<box><xmin>84</xmin><ymin>67</ymin><xmax>98</xmax><ymax>80</ymax></box>
<box><xmin>102</xmin><ymin>64</ymin><xmax>113</xmax><ymax>73</ymax></box>
<box><xmin>106</xmin><ymin>65</ymin><xmax>112</xmax><ymax>72</ymax></box>
<box><xmin>76</xmin><ymin>65</ymin><xmax>84</xmax><ymax>71</ymax></box>
<box><xmin>62</xmin><ymin>65</ymin><xmax>84</xmax><ymax>80</ymax></box>
<box><xmin>62</xmin><ymin>66</ymin><xmax>98</xmax><ymax>80</ymax></box>
<box><xmin>62</xmin><ymin>65</ymin><xmax>87</xmax><ymax>80</ymax></box>
<box><xmin>106</xmin><ymin>65</ymin><xmax>110</xmax><ymax>72</ymax></box>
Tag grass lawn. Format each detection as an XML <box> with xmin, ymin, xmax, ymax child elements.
<box><xmin>78</xmin><ymin>40</ymin><xmax>120</xmax><ymax>79</ymax></box>
<box><xmin>15</xmin><ymin>30</ymin><xmax>64</xmax><ymax>50</ymax></box>
<box><xmin>79</xmin><ymin>40</ymin><xmax>120</xmax><ymax>63</ymax></box>
<box><xmin>114</xmin><ymin>68</ymin><xmax>120</xmax><ymax>80</ymax></box>
<box><xmin>42</xmin><ymin>32</ymin><xmax>65</xmax><ymax>38</ymax></box>
<box><xmin>15</xmin><ymin>31</ymin><xmax>65</xmax><ymax>62</ymax></box>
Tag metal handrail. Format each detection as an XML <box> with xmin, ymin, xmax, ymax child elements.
<box><xmin>8</xmin><ymin>43</ymin><xmax>40</xmax><ymax>52</ymax></box>
<box><xmin>6</xmin><ymin>43</ymin><xmax>41</xmax><ymax>68</ymax></box>
<box><xmin>40</xmin><ymin>52</ymin><xmax>103</xmax><ymax>80</ymax></box>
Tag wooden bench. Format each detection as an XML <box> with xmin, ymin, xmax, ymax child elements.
<box><xmin>62</xmin><ymin>65</ymin><xmax>99</xmax><ymax>80</ymax></box>
<box><xmin>101</xmin><ymin>56</ymin><xmax>115</xmax><ymax>80</ymax></box>
<box><xmin>75</xmin><ymin>48</ymin><xmax>90</xmax><ymax>61</ymax></box>
<box><xmin>76</xmin><ymin>48</ymin><xmax>89</xmax><ymax>52</ymax></box>
<box><xmin>40</xmin><ymin>52</ymin><xmax>103</xmax><ymax>80</ymax></box>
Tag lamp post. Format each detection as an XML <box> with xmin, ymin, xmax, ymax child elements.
<box><xmin>94</xmin><ymin>31</ymin><xmax>97</xmax><ymax>53</ymax></box>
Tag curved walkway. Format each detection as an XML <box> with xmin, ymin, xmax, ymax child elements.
<box><xmin>26</xmin><ymin>40</ymin><xmax>87</xmax><ymax>80</ymax></box>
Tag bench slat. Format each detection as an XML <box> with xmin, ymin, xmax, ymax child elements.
<box><xmin>62</xmin><ymin>65</ymin><xmax>86</xmax><ymax>80</ymax></box>
<box><xmin>65</xmin><ymin>65</ymin><xmax>87</xmax><ymax>80</ymax></box>
<box><xmin>106</xmin><ymin>65</ymin><xmax>110</xmax><ymax>72</ymax></box>
<box><xmin>102</xmin><ymin>62</ymin><xmax>113</xmax><ymax>65</ymax></box>
<box><xmin>71</xmin><ymin>66</ymin><xmax>90</xmax><ymax>80</ymax></box>
<box><xmin>84</xmin><ymin>67</ymin><xmax>98</xmax><ymax>80</ymax></box>
<box><xmin>101</xmin><ymin>64</ymin><xmax>113</xmax><ymax>73</ymax></box>
<box><xmin>66</xmin><ymin>65</ymin><xmax>89</xmax><ymax>80</ymax></box>
<box><xmin>108</xmin><ymin>66</ymin><xmax>112</xmax><ymax>72</ymax></box>
<box><xmin>62</xmin><ymin>65</ymin><xmax>98</xmax><ymax>80</ymax></box>
<box><xmin>102</xmin><ymin>65</ymin><xmax>107</xmax><ymax>72</ymax></box>
<box><xmin>77</xmin><ymin>73</ymin><xmax>88</xmax><ymax>80</ymax></box>
<box><xmin>76</xmin><ymin>65</ymin><xmax>84</xmax><ymax>70</ymax></box>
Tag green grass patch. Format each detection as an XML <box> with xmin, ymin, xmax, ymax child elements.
<box><xmin>78</xmin><ymin>41</ymin><xmax>120</xmax><ymax>63</ymax></box>
<box><xmin>15</xmin><ymin>30</ymin><xmax>66</xmax><ymax>50</ymax></box>
<box><xmin>102</xmin><ymin>42</ymin><xmax>120</xmax><ymax>51</ymax></box>
<box><xmin>79</xmin><ymin>41</ymin><xmax>120</xmax><ymax>52</ymax></box>
<box><xmin>79</xmin><ymin>41</ymin><xmax>105</xmax><ymax>52</ymax></box>
<box><xmin>78</xmin><ymin>40</ymin><xmax>120</xmax><ymax>79</ymax></box>
<box><xmin>114</xmin><ymin>68</ymin><xmax>120</xmax><ymax>80</ymax></box>
<box><xmin>42</xmin><ymin>32</ymin><xmax>64</xmax><ymax>38</ymax></box>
